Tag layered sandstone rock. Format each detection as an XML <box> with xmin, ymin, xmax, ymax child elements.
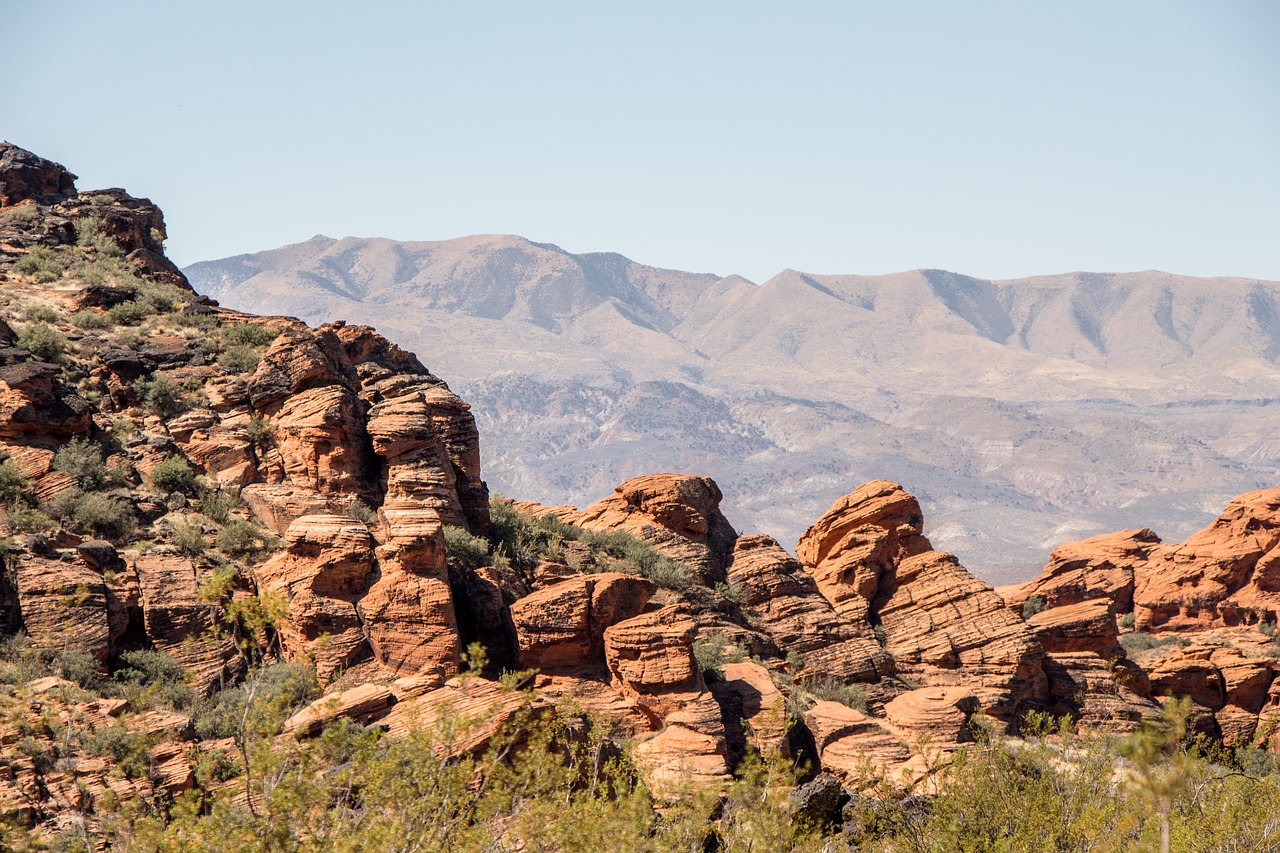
<box><xmin>1026</xmin><ymin>598</ymin><xmax>1122</xmax><ymax>658</ymax></box>
<box><xmin>726</xmin><ymin>534</ymin><xmax>891</xmax><ymax>682</ymax></box>
<box><xmin>1040</xmin><ymin>652</ymin><xmax>1160</xmax><ymax>733</ymax></box>
<box><xmin>575</xmin><ymin>474</ymin><xmax>737</xmax><ymax>583</ymax></box>
<box><xmin>1134</xmin><ymin>489</ymin><xmax>1280</xmax><ymax>630</ymax></box>
<box><xmin>362</xmin><ymin>506</ymin><xmax>459</xmax><ymax>679</ymax></box>
<box><xmin>802</xmin><ymin>701</ymin><xmax>912</xmax><ymax>787</ymax></box>
<box><xmin>254</xmin><ymin>514</ymin><xmax>376</xmax><ymax>681</ymax></box>
<box><xmin>508</xmin><ymin>573</ymin><xmax>654</xmax><ymax>673</ymax></box>
<box><xmin>882</xmin><ymin>686</ymin><xmax>979</xmax><ymax>744</ymax></box>
<box><xmin>604</xmin><ymin>605</ymin><xmax>731</xmax><ymax>792</ymax></box>
<box><xmin>133</xmin><ymin>553</ymin><xmax>244</xmax><ymax>692</ymax></box>
<box><xmin>1003</xmin><ymin>528</ymin><xmax>1159</xmax><ymax>612</ymax></box>
<box><xmin>797</xmin><ymin>481</ymin><xmax>1044</xmax><ymax>721</ymax></box>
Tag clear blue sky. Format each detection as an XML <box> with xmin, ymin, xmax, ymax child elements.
<box><xmin>3</xmin><ymin>1</ymin><xmax>1277</xmax><ymax>282</ymax></box>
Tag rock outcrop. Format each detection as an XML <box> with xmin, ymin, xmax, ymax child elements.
<box><xmin>797</xmin><ymin>481</ymin><xmax>1045</xmax><ymax>722</ymax></box>
<box><xmin>574</xmin><ymin>474</ymin><xmax>738</xmax><ymax>584</ymax></box>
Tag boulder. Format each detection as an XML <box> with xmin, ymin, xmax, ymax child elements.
<box><xmin>284</xmin><ymin>683</ymin><xmax>395</xmax><ymax>736</ymax></box>
<box><xmin>254</xmin><ymin>514</ymin><xmax>376</xmax><ymax>681</ymax></box>
<box><xmin>1026</xmin><ymin>598</ymin><xmax>1122</xmax><ymax>657</ymax></box>
<box><xmin>575</xmin><ymin>473</ymin><xmax>737</xmax><ymax>584</ymax></box>
<box><xmin>13</xmin><ymin>554</ymin><xmax>110</xmax><ymax>660</ymax></box>
<box><xmin>1134</xmin><ymin>489</ymin><xmax>1280</xmax><ymax>630</ymax></box>
<box><xmin>1005</xmin><ymin>528</ymin><xmax>1158</xmax><ymax>612</ymax></box>
<box><xmin>727</xmin><ymin>534</ymin><xmax>891</xmax><ymax>681</ymax></box>
<box><xmin>361</xmin><ymin>506</ymin><xmax>459</xmax><ymax>679</ymax></box>
<box><xmin>883</xmin><ymin>686</ymin><xmax>979</xmax><ymax>744</ymax></box>
<box><xmin>508</xmin><ymin>573</ymin><xmax>654</xmax><ymax>673</ymax></box>
<box><xmin>0</xmin><ymin>143</ymin><xmax>77</xmax><ymax>206</ymax></box>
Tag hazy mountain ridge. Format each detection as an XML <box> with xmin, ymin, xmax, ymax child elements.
<box><xmin>186</xmin><ymin>236</ymin><xmax>1280</xmax><ymax>583</ymax></box>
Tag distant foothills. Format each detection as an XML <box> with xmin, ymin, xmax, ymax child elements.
<box><xmin>186</xmin><ymin>235</ymin><xmax>1280</xmax><ymax>584</ymax></box>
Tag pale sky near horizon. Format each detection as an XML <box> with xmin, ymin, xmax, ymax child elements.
<box><xmin>3</xmin><ymin>1</ymin><xmax>1277</xmax><ymax>283</ymax></box>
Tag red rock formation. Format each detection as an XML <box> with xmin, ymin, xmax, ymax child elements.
<box><xmin>1026</xmin><ymin>599</ymin><xmax>1122</xmax><ymax>658</ymax></box>
<box><xmin>362</xmin><ymin>506</ymin><xmax>459</xmax><ymax>680</ymax></box>
<box><xmin>797</xmin><ymin>481</ymin><xmax>1044</xmax><ymax>722</ymax></box>
<box><xmin>727</xmin><ymin>534</ymin><xmax>891</xmax><ymax>681</ymax></box>
<box><xmin>1004</xmin><ymin>528</ymin><xmax>1158</xmax><ymax>612</ymax></box>
<box><xmin>1134</xmin><ymin>489</ymin><xmax>1280</xmax><ymax>630</ymax></box>
<box><xmin>575</xmin><ymin>474</ymin><xmax>737</xmax><ymax>583</ymax></box>
<box><xmin>508</xmin><ymin>572</ymin><xmax>654</xmax><ymax>673</ymax></box>
<box><xmin>254</xmin><ymin>514</ymin><xmax>376</xmax><ymax>681</ymax></box>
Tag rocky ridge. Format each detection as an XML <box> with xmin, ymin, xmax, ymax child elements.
<box><xmin>1</xmin><ymin>144</ymin><xmax>1278</xmax><ymax>843</ymax></box>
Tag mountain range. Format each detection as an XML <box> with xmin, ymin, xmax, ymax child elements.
<box><xmin>185</xmin><ymin>234</ymin><xmax>1280</xmax><ymax>583</ymax></box>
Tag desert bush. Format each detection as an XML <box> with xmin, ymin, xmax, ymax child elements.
<box><xmin>245</xmin><ymin>414</ymin><xmax>275</xmax><ymax>448</ymax></box>
<box><xmin>53</xmin><ymin>437</ymin><xmax>108</xmax><ymax>489</ymax></box>
<box><xmin>75</xmin><ymin>214</ymin><xmax>122</xmax><ymax>256</ymax></box>
<box><xmin>132</xmin><ymin>374</ymin><xmax>188</xmax><ymax>417</ymax></box>
<box><xmin>108</xmin><ymin>299</ymin><xmax>150</xmax><ymax>325</ymax></box>
<box><xmin>69</xmin><ymin>492</ymin><xmax>136</xmax><ymax>541</ymax></box>
<box><xmin>801</xmin><ymin>675</ymin><xmax>869</xmax><ymax>712</ymax></box>
<box><xmin>0</xmin><ymin>204</ymin><xmax>39</xmax><ymax>224</ymax></box>
<box><xmin>443</xmin><ymin>524</ymin><xmax>492</xmax><ymax>570</ymax></box>
<box><xmin>111</xmin><ymin>649</ymin><xmax>197</xmax><ymax>713</ymax></box>
<box><xmin>149</xmin><ymin>455</ymin><xmax>197</xmax><ymax>494</ymax></box>
<box><xmin>24</xmin><ymin>304</ymin><xmax>58</xmax><ymax>323</ymax></box>
<box><xmin>218</xmin><ymin>344</ymin><xmax>261</xmax><ymax>373</ymax></box>
<box><xmin>222</xmin><ymin>323</ymin><xmax>277</xmax><ymax>347</ymax></box>
<box><xmin>217</xmin><ymin>519</ymin><xmax>275</xmax><ymax>559</ymax></box>
<box><xmin>1021</xmin><ymin>595</ymin><xmax>1047</xmax><ymax>619</ymax></box>
<box><xmin>71</xmin><ymin>308</ymin><xmax>113</xmax><ymax>330</ymax></box>
<box><xmin>0</xmin><ymin>635</ymin><xmax>53</xmax><ymax>686</ymax></box>
<box><xmin>693</xmin><ymin>632</ymin><xmax>744</xmax><ymax>682</ymax></box>
<box><xmin>171</xmin><ymin>518</ymin><xmax>207</xmax><ymax>556</ymax></box>
<box><xmin>1119</xmin><ymin>612</ymin><xmax>1135</xmax><ymax>629</ymax></box>
<box><xmin>5</xmin><ymin>501</ymin><xmax>55</xmax><ymax>533</ymax></box>
<box><xmin>16</xmin><ymin>323</ymin><xmax>66</xmax><ymax>361</ymax></box>
<box><xmin>56</xmin><ymin>647</ymin><xmax>102</xmax><ymax>691</ymax></box>
<box><xmin>196</xmin><ymin>489</ymin><xmax>241</xmax><ymax>525</ymax></box>
<box><xmin>1120</xmin><ymin>631</ymin><xmax>1191</xmax><ymax>654</ymax></box>
<box><xmin>79</xmin><ymin>724</ymin><xmax>155</xmax><ymax>780</ymax></box>
<box><xmin>14</xmin><ymin>246</ymin><xmax>64</xmax><ymax>282</ymax></box>
<box><xmin>193</xmin><ymin>661</ymin><xmax>318</xmax><ymax>740</ymax></box>
<box><xmin>0</xmin><ymin>460</ymin><xmax>29</xmax><ymax>504</ymax></box>
<box><xmin>340</xmin><ymin>499</ymin><xmax>378</xmax><ymax>525</ymax></box>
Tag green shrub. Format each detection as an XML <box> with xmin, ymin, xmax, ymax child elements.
<box><xmin>75</xmin><ymin>214</ymin><xmax>122</xmax><ymax>256</ymax></box>
<box><xmin>222</xmin><ymin>323</ymin><xmax>277</xmax><ymax>347</ymax></box>
<box><xmin>194</xmin><ymin>661</ymin><xmax>318</xmax><ymax>740</ymax></box>
<box><xmin>1022</xmin><ymin>596</ymin><xmax>1047</xmax><ymax>620</ymax></box>
<box><xmin>108</xmin><ymin>299</ymin><xmax>150</xmax><ymax>325</ymax></box>
<box><xmin>802</xmin><ymin>675</ymin><xmax>869</xmax><ymax>711</ymax></box>
<box><xmin>0</xmin><ymin>204</ymin><xmax>39</xmax><ymax>224</ymax></box>
<box><xmin>132</xmin><ymin>374</ymin><xmax>188</xmax><ymax>417</ymax></box>
<box><xmin>197</xmin><ymin>489</ymin><xmax>241</xmax><ymax>525</ymax></box>
<box><xmin>70</xmin><ymin>492</ymin><xmax>136</xmax><ymax>541</ymax></box>
<box><xmin>14</xmin><ymin>246</ymin><xmax>64</xmax><ymax>282</ymax></box>
<box><xmin>57</xmin><ymin>647</ymin><xmax>102</xmax><ymax>690</ymax></box>
<box><xmin>52</xmin><ymin>437</ymin><xmax>108</xmax><ymax>490</ymax></box>
<box><xmin>217</xmin><ymin>519</ymin><xmax>276</xmax><ymax>559</ymax></box>
<box><xmin>218</xmin><ymin>344</ymin><xmax>261</xmax><ymax>373</ymax></box>
<box><xmin>693</xmin><ymin>632</ymin><xmax>745</xmax><ymax>683</ymax></box>
<box><xmin>643</xmin><ymin>556</ymin><xmax>697</xmax><ymax>591</ymax></box>
<box><xmin>1119</xmin><ymin>612</ymin><xmax>1136</xmax><ymax>629</ymax></box>
<box><xmin>71</xmin><ymin>309</ymin><xmax>112</xmax><ymax>330</ymax></box>
<box><xmin>112</xmin><ymin>649</ymin><xmax>197</xmax><ymax>713</ymax></box>
<box><xmin>443</xmin><ymin>524</ymin><xmax>492</xmax><ymax>570</ymax></box>
<box><xmin>171</xmin><ymin>518</ymin><xmax>207</xmax><ymax>556</ymax></box>
<box><xmin>16</xmin><ymin>323</ymin><xmax>67</xmax><ymax>361</ymax></box>
<box><xmin>5</xmin><ymin>501</ymin><xmax>55</xmax><ymax>533</ymax></box>
<box><xmin>24</xmin><ymin>304</ymin><xmax>58</xmax><ymax>323</ymax></box>
<box><xmin>1120</xmin><ymin>631</ymin><xmax>1192</xmax><ymax>654</ymax></box>
<box><xmin>245</xmin><ymin>414</ymin><xmax>275</xmax><ymax>448</ymax></box>
<box><xmin>149</xmin><ymin>456</ymin><xmax>197</xmax><ymax>494</ymax></box>
<box><xmin>79</xmin><ymin>724</ymin><xmax>155</xmax><ymax>780</ymax></box>
<box><xmin>0</xmin><ymin>460</ymin><xmax>29</xmax><ymax>504</ymax></box>
<box><xmin>340</xmin><ymin>499</ymin><xmax>378</xmax><ymax>525</ymax></box>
